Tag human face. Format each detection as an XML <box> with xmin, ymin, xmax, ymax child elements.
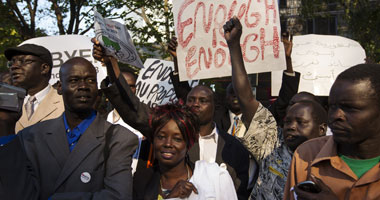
<box><xmin>154</xmin><ymin>120</ymin><xmax>187</xmax><ymax>167</ymax></box>
<box><xmin>283</xmin><ymin>103</ymin><xmax>322</xmax><ymax>151</ymax></box>
<box><xmin>9</xmin><ymin>54</ymin><xmax>45</xmax><ymax>90</ymax></box>
<box><xmin>58</xmin><ymin>61</ymin><xmax>98</xmax><ymax>114</ymax></box>
<box><xmin>226</xmin><ymin>85</ymin><xmax>240</xmax><ymax>114</ymax></box>
<box><xmin>328</xmin><ymin>79</ymin><xmax>380</xmax><ymax>145</ymax></box>
<box><xmin>122</xmin><ymin>72</ymin><xmax>136</xmax><ymax>95</ymax></box>
<box><xmin>186</xmin><ymin>86</ymin><xmax>214</xmax><ymax>125</ymax></box>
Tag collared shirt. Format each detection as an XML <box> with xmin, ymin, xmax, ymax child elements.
<box><xmin>250</xmin><ymin>129</ymin><xmax>293</xmax><ymax>200</ymax></box>
<box><xmin>24</xmin><ymin>84</ymin><xmax>51</xmax><ymax>111</ymax></box>
<box><xmin>284</xmin><ymin>136</ymin><xmax>380</xmax><ymax>200</ymax></box>
<box><xmin>63</xmin><ymin>111</ymin><xmax>97</xmax><ymax>152</ymax></box>
<box><xmin>199</xmin><ymin>124</ymin><xmax>219</xmax><ymax>163</ymax></box>
<box><xmin>0</xmin><ymin>135</ymin><xmax>17</xmax><ymax>146</ymax></box>
<box><xmin>283</xmin><ymin>71</ymin><xmax>296</xmax><ymax>77</ymax></box>
<box><xmin>227</xmin><ymin>110</ymin><xmax>242</xmax><ymax>135</ymax></box>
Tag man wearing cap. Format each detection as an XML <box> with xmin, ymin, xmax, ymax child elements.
<box><xmin>5</xmin><ymin>44</ymin><xmax>64</xmax><ymax>132</ymax></box>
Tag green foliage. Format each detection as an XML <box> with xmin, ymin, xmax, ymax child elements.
<box><xmin>121</xmin><ymin>0</ymin><xmax>174</xmax><ymax>61</ymax></box>
<box><xmin>344</xmin><ymin>0</ymin><xmax>380</xmax><ymax>63</ymax></box>
<box><xmin>0</xmin><ymin>2</ymin><xmax>25</xmax><ymax>71</ymax></box>
<box><xmin>300</xmin><ymin>0</ymin><xmax>380</xmax><ymax>63</ymax></box>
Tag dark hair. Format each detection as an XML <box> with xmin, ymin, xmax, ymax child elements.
<box><xmin>336</xmin><ymin>64</ymin><xmax>380</xmax><ymax>105</ymax></box>
<box><xmin>149</xmin><ymin>102</ymin><xmax>200</xmax><ymax>149</ymax></box>
<box><xmin>191</xmin><ymin>85</ymin><xmax>215</xmax><ymax>103</ymax></box>
<box><xmin>120</xmin><ymin>66</ymin><xmax>138</xmax><ymax>81</ymax></box>
<box><xmin>290</xmin><ymin>91</ymin><xmax>320</xmax><ymax>104</ymax></box>
<box><xmin>291</xmin><ymin>100</ymin><xmax>327</xmax><ymax>125</ymax></box>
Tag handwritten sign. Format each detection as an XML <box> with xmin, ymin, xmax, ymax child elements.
<box><xmin>136</xmin><ymin>59</ymin><xmax>198</xmax><ymax>107</ymax></box>
<box><xmin>94</xmin><ymin>11</ymin><xmax>144</xmax><ymax>68</ymax></box>
<box><xmin>21</xmin><ymin>35</ymin><xmax>107</xmax><ymax>88</ymax></box>
<box><xmin>173</xmin><ymin>0</ymin><xmax>286</xmax><ymax>81</ymax></box>
<box><xmin>271</xmin><ymin>34</ymin><xmax>366</xmax><ymax>96</ymax></box>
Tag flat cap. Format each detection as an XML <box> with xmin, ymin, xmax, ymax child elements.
<box><xmin>4</xmin><ymin>44</ymin><xmax>53</xmax><ymax>67</ymax></box>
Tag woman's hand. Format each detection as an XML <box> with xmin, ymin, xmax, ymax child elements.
<box><xmin>165</xmin><ymin>180</ymin><xmax>198</xmax><ymax>199</ymax></box>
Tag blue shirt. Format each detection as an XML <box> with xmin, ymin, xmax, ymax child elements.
<box><xmin>63</xmin><ymin>111</ymin><xmax>97</xmax><ymax>152</ymax></box>
<box><xmin>0</xmin><ymin>134</ymin><xmax>17</xmax><ymax>146</ymax></box>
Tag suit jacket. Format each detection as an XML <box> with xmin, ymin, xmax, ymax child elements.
<box><xmin>102</xmin><ymin>76</ymin><xmax>250</xmax><ymax>200</ymax></box>
<box><xmin>1</xmin><ymin>114</ymin><xmax>138</xmax><ymax>200</ymax></box>
<box><xmin>16</xmin><ymin>86</ymin><xmax>64</xmax><ymax>132</ymax></box>
<box><xmin>214</xmin><ymin>106</ymin><xmax>233</xmax><ymax>133</ymax></box>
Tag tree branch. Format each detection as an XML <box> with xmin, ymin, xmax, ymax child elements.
<box><xmin>49</xmin><ymin>0</ymin><xmax>66</xmax><ymax>34</ymax></box>
<box><xmin>80</xmin><ymin>23</ymin><xmax>94</xmax><ymax>35</ymax></box>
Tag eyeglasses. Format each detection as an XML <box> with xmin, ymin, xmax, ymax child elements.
<box><xmin>7</xmin><ymin>58</ymin><xmax>41</xmax><ymax>68</ymax></box>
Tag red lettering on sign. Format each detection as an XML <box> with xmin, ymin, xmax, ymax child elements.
<box><xmin>212</xmin><ymin>5</ymin><xmax>227</xmax><ymax>48</ymax></box>
<box><xmin>178</xmin><ymin>0</ymin><xmax>195</xmax><ymax>48</ymax></box>
<box><xmin>227</xmin><ymin>0</ymin><xmax>237</xmax><ymax>20</ymax></box>
<box><xmin>186</xmin><ymin>46</ymin><xmax>199</xmax><ymax>78</ymax></box>
<box><xmin>199</xmin><ymin>47</ymin><xmax>213</xmax><ymax>69</ymax></box>
<box><xmin>242</xmin><ymin>33</ymin><xmax>259</xmax><ymax>62</ymax></box>
<box><xmin>245</xmin><ymin>0</ymin><xmax>261</xmax><ymax>28</ymax></box>
<box><xmin>238</xmin><ymin>3</ymin><xmax>246</xmax><ymax>20</ymax></box>
<box><xmin>265</xmin><ymin>0</ymin><xmax>277</xmax><ymax>25</ymax></box>
<box><xmin>214</xmin><ymin>48</ymin><xmax>226</xmax><ymax>68</ymax></box>
<box><xmin>260</xmin><ymin>26</ymin><xmax>280</xmax><ymax>60</ymax></box>
<box><xmin>194</xmin><ymin>2</ymin><xmax>214</xmax><ymax>37</ymax></box>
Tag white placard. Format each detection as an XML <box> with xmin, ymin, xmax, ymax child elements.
<box><xmin>271</xmin><ymin>34</ymin><xmax>366</xmax><ymax>96</ymax></box>
<box><xmin>173</xmin><ymin>0</ymin><xmax>286</xmax><ymax>81</ymax></box>
<box><xmin>94</xmin><ymin>11</ymin><xmax>144</xmax><ymax>69</ymax></box>
<box><xmin>136</xmin><ymin>59</ymin><xmax>198</xmax><ymax>107</ymax></box>
<box><xmin>21</xmin><ymin>35</ymin><xmax>107</xmax><ymax>87</ymax></box>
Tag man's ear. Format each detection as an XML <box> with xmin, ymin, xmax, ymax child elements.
<box><xmin>57</xmin><ymin>81</ymin><xmax>62</xmax><ymax>95</ymax></box>
<box><xmin>319</xmin><ymin>123</ymin><xmax>327</xmax><ymax>136</ymax></box>
<box><xmin>41</xmin><ymin>63</ymin><xmax>51</xmax><ymax>76</ymax></box>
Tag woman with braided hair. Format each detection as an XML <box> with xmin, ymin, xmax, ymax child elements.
<box><xmin>132</xmin><ymin>102</ymin><xmax>237</xmax><ymax>200</ymax></box>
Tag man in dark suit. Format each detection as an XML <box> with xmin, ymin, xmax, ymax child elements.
<box><xmin>0</xmin><ymin>57</ymin><xmax>138</xmax><ymax>200</ymax></box>
<box><xmin>93</xmin><ymin>40</ymin><xmax>250</xmax><ymax>199</ymax></box>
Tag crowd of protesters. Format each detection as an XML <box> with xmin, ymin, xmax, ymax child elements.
<box><xmin>0</xmin><ymin>15</ymin><xmax>380</xmax><ymax>200</ymax></box>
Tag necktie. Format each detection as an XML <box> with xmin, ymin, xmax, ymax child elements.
<box><xmin>231</xmin><ymin>116</ymin><xmax>240</xmax><ymax>136</ymax></box>
<box><xmin>25</xmin><ymin>96</ymin><xmax>36</xmax><ymax>120</ymax></box>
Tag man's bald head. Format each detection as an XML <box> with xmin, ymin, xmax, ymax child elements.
<box><xmin>59</xmin><ymin>57</ymin><xmax>95</xmax><ymax>81</ymax></box>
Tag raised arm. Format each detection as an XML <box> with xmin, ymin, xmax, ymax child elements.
<box><xmin>268</xmin><ymin>32</ymin><xmax>300</xmax><ymax>126</ymax></box>
<box><xmin>167</xmin><ymin>37</ymin><xmax>192</xmax><ymax>102</ymax></box>
<box><xmin>224</xmin><ymin>17</ymin><xmax>259</xmax><ymax>128</ymax></box>
<box><xmin>92</xmin><ymin>38</ymin><xmax>120</xmax><ymax>82</ymax></box>
<box><xmin>223</xmin><ymin>18</ymin><xmax>278</xmax><ymax>163</ymax></box>
<box><xmin>92</xmin><ymin>39</ymin><xmax>153</xmax><ymax>139</ymax></box>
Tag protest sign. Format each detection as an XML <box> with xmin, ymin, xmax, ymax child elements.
<box><xmin>21</xmin><ymin>35</ymin><xmax>107</xmax><ymax>87</ymax></box>
<box><xmin>136</xmin><ymin>59</ymin><xmax>198</xmax><ymax>107</ymax></box>
<box><xmin>94</xmin><ymin>10</ymin><xmax>144</xmax><ymax>69</ymax></box>
<box><xmin>173</xmin><ymin>0</ymin><xmax>286</xmax><ymax>81</ymax></box>
<box><xmin>271</xmin><ymin>34</ymin><xmax>366</xmax><ymax>96</ymax></box>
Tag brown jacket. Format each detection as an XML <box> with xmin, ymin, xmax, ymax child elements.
<box><xmin>16</xmin><ymin>87</ymin><xmax>64</xmax><ymax>132</ymax></box>
<box><xmin>284</xmin><ymin>136</ymin><xmax>380</xmax><ymax>200</ymax></box>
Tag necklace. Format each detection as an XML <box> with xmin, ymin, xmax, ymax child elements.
<box><xmin>160</xmin><ymin>165</ymin><xmax>191</xmax><ymax>196</ymax></box>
